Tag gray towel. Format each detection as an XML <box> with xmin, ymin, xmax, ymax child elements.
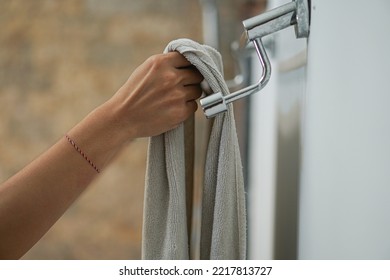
<box><xmin>142</xmin><ymin>39</ymin><xmax>246</xmax><ymax>260</ymax></box>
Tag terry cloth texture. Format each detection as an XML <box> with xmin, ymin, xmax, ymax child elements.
<box><xmin>142</xmin><ymin>39</ymin><xmax>246</xmax><ymax>260</ymax></box>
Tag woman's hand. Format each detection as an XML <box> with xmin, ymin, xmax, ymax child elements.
<box><xmin>105</xmin><ymin>51</ymin><xmax>203</xmax><ymax>139</ymax></box>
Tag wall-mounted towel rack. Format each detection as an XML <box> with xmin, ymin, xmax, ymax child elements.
<box><xmin>200</xmin><ymin>0</ymin><xmax>310</xmax><ymax>118</ymax></box>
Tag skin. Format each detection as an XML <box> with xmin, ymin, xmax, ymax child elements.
<box><xmin>0</xmin><ymin>51</ymin><xmax>203</xmax><ymax>259</ymax></box>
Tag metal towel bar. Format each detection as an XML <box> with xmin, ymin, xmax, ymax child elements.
<box><xmin>199</xmin><ymin>0</ymin><xmax>310</xmax><ymax>118</ymax></box>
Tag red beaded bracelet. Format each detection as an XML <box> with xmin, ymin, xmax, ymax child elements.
<box><xmin>65</xmin><ymin>134</ymin><xmax>101</xmax><ymax>173</ymax></box>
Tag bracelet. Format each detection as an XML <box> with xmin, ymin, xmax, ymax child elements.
<box><xmin>65</xmin><ymin>134</ymin><xmax>101</xmax><ymax>173</ymax></box>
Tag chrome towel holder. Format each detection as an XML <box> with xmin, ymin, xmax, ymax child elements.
<box><xmin>200</xmin><ymin>0</ymin><xmax>310</xmax><ymax>118</ymax></box>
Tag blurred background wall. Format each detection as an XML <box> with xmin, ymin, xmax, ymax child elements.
<box><xmin>0</xmin><ymin>0</ymin><xmax>204</xmax><ymax>259</ymax></box>
<box><xmin>0</xmin><ymin>0</ymin><xmax>251</xmax><ymax>259</ymax></box>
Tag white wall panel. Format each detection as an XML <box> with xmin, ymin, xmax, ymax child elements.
<box><xmin>299</xmin><ymin>0</ymin><xmax>390</xmax><ymax>259</ymax></box>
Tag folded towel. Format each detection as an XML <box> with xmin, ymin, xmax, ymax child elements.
<box><xmin>142</xmin><ymin>39</ymin><xmax>246</xmax><ymax>260</ymax></box>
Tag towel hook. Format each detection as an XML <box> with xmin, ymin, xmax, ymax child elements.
<box><xmin>200</xmin><ymin>0</ymin><xmax>310</xmax><ymax>118</ymax></box>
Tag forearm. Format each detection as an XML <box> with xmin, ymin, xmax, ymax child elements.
<box><xmin>0</xmin><ymin>51</ymin><xmax>202</xmax><ymax>259</ymax></box>
<box><xmin>0</xmin><ymin>103</ymin><xmax>127</xmax><ymax>259</ymax></box>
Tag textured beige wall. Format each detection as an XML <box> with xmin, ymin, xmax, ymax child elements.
<box><xmin>0</xmin><ymin>0</ymin><xmax>202</xmax><ymax>259</ymax></box>
<box><xmin>0</xmin><ymin>0</ymin><xmax>255</xmax><ymax>260</ymax></box>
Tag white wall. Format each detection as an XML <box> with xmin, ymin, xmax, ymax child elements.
<box><xmin>299</xmin><ymin>0</ymin><xmax>390</xmax><ymax>259</ymax></box>
<box><xmin>247</xmin><ymin>49</ymin><xmax>278</xmax><ymax>259</ymax></box>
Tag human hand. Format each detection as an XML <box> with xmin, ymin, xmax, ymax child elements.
<box><xmin>105</xmin><ymin>51</ymin><xmax>203</xmax><ymax>139</ymax></box>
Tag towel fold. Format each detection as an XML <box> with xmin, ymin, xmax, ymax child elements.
<box><xmin>142</xmin><ymin>39</ymin><xmax>246</xmax><ymax>260</ymax></box>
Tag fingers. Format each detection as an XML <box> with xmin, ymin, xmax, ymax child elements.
<box><xmin>186</xmin><ymin>100</ymin><xmax>199</xmax><ymax>114</ymax></box>
<box><xmin>169</xmin><ymin>53</ymin><xmax>204</xmax><ymax>86</ymax></box>
<box><xmin>183</xmin><ymin>84</ymin><xmax>202</xmax><ymax>101</ymax></box>
<box><xmin>159</xmin><ymin>52</ymin><xmax>204</xmax><ymax>86</ymax></box>
<box><xmin>165</xmin><ymin>51</ymin><xmax>192</xmax><ymax>68</ymax></box>
<box><xmin>178</xmin><ymin>67</ymin><xmax>204</xmax><ymax>86</ymax></box>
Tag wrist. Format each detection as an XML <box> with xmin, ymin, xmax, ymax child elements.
<box><xmin>67</xmin><ymin>102</ymin><xmax>130</xmax><ymax>171</ymax></box>
<box><xmin>93</xmin><ymin>100</ymin><xmax>134</xmax><ymax>146</ymax></box>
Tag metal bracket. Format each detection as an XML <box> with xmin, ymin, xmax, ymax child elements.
<box><xmin>200</xmin><ymin>39</ymin><xmax>271</xmax><ymax>118</ymax></box>
<box><xmin>200</xmin><ymin>0</ymin><xmax>310</xmax><ymax>118</ymax></box>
